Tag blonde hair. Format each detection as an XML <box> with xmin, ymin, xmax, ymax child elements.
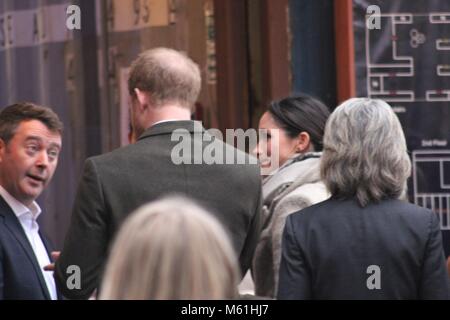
<box><xmin>321</xmin><ymin>98</ymin><xmax>411</xmax><ymax>207</ymax></box>
<box><xmin>100</xmin><ymin>197</ymin><xmax>240</xmax><ymax>300</ymax></box>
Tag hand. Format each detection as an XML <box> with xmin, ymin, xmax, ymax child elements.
<box><xmin>447</xmin><ymin>257</ymin><xmax>450</xmax><ymax>277</ymax></box>
<box><xmin>43</xmin><ymin>251</ymin><xmax>61</xmax><ymax>271</ymax></box>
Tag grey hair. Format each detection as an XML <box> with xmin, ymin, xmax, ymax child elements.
<box><xmin>320</xmin><ymin>98</ymin><xmax>411</xmax><ymax>207</ymax></box>
<box><xmin>100</xmin><ymin>196</ymin><xmax>240</xmax><ymax>300</ymax></box>
<box><xmin>128</xmin><ymin>47</ymin><xmax>201</xmax><ymax>110</ymax></box>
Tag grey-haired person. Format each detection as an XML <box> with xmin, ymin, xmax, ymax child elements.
<box><xmin>278</xmin><ymin>98</ymin><xmax>449</xmax><ymax>300</ymax></box>
<box><xmin>100</xmin><ymin>197</ymin><xmax>240</xmax><ymax>300</ymax></box>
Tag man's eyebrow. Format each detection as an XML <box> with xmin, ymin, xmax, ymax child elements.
<box><xmin>25</xmin><ymin>136</ymin><xmax>43</xmax><ymax>142</ymax></box>
<box><xmin>49</xmin><ymin>142</ymin><xmax>62</xmax><ymax>150</ymax></box>
<box><xmin>25</xmin><ymin>136</ymin><xmax>61</xmax><ymax>149</ymax></box>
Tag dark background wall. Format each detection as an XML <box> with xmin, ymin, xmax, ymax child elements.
<box><xmin>289</xmin><ymin>0</ymin><xmax>337</xmax><ymax>110</ymax></box>
<box><xmin>0</xmin><ymin>0</ymin><xmax>340</xmax><ymax>248</ymax></box>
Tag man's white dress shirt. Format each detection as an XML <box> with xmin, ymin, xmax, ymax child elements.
<box><xmin>0</xmin><ymin>185</ymin><xmax>57</xmax><ymax>300</ymax></box>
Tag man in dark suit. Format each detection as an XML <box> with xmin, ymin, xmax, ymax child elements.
<box><xmin>55</xmin><ymin>48</ymin><xmax>262</xmax><ymax>299</ymax></box>
<box><xmin>0</xmin><ymin>102</ymin><xmax>63</xmax><ymax>300</ymax></box>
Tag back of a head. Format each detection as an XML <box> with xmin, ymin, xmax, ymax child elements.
<box><xmin>128</xmin><ymin>47</ymin><xmax>201</xmax><ymax>110</ymax></box>
<box><xmin>100</xmin><ymin>197</ymin><xmax>240</xmax><ymax>300</ymax></box>
<box><xmin>321</xmin><ymin>98</ymin><xmax>411</xmax><ymax>207</ymax></box>
<box><xmin>0</xmin><ymin>102</ymin><xmax>63</xmax><ymax>143</ymax></box>
<box><xmin>268</xmin><ymin>94</ymin><xmax>330</xmax><ymax>151</ymax></box>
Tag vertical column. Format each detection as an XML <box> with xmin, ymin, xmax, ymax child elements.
<box><xmin>260</xmin><ymin>0</ymin><xmax>291</xmax><ymax>105</ymax></box>
<box><xmin>334</xmin><ymin>0</ymin><xmax>356</xmax><ymax>103</ymax></box>
<box><xmin>214</xmin><ymin>0</ymin><xmax>250</xmax><ymax>132</ymax></box>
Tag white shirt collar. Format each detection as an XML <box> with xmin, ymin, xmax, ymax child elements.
<box><xmin>0</xmin><ymin>185</ymin><xmax>41</xmax><ymax>220</ymax></box>
<box><xmin>151</xmin><ymin>119</ymin><xmax>181</xmax><ymax>127</ymax></box>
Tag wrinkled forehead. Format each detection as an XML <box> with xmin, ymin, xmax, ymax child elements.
<box><xmin>13</xmin><ymin>120</ymin><xmax>62</xmax><ymax>146</ymax></box>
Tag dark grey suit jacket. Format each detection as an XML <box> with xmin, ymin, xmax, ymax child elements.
<box><xmin>278</xmin><ymin>198</ymin><xmax>450</xmax><ymax>300</ymax></box>
<box><xmin>0</xmin><ymin>196</ymin><xmax>59</xmax><ymax>300</ymax></box>
<box><xmin>55</xmin><ymin>121</ymin><xmax>262</xmax><ymax>299</ymax></box>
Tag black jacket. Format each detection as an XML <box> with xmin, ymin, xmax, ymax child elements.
<box><xmin>278</xmin><ymin>198</ymin><xmax>449</xmax><ymax>299</ymax></box>
<box><xmin>0</xmin><ymin>197</ymin><xmax>60</xmax><ymax>300</ymax></box>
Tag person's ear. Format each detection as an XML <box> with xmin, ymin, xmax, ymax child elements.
<box><xmin>134</xmin><ymin>88</ymin><xmax>151</xmax><ymax>111</ymax></box>
<box><xmin>0</xmin><ymin>139</ymin><xmax>6</xmax><ymax>163</ymax></box>
<box><xmin>295</xmin><ymin>132</ymin><xmax>311</xmax><ymax>153</ymax></box>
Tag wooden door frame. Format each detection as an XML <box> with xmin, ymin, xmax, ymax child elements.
<box><xmin>334</xmin><ymin>0</ymin><xmax>356</xmax><ymax>103</ymax></box>
<box><xmin>214</xmin><ymin>0</ymin><xmax>291</xmax><ymax>131</ymax></box>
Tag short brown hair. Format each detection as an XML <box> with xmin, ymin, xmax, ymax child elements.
<box><xmin>0</xmin><ymin>102</ymin><xmax>63</xmax><ymax>144</ymax></box>
<box><xmin>128</xmin><ymin>47</ymin><xmax>201</xmax><ymax>109</ymax></box>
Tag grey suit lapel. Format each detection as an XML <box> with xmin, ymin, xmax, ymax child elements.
<box><xmin>138</xmin><ymin>120</ymin><xmax>204</xmax><ymax>140</ymax></box>
<box><xmin>0</xmin><ymin>197</ymin><xmax>52</xmax><ymax>300</ymax></box>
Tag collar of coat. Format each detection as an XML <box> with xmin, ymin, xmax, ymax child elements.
<box><xmin>262</xmin><ymin>152</ymin><xmax>323</xmax><ymax>204</ymax></box>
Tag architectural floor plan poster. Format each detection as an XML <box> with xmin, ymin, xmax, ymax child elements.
<box><xmin>353</xmin><ymin>0</ymin><xmax>450</xmax><ymax>255</ymax></box>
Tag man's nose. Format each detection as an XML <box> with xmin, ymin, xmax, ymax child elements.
<box><xmin>36</xmin><ymin>151</ymin><xmax>49</xmax><ymax>167</ymax></box>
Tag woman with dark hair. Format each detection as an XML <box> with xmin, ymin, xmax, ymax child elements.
<box><xmin>251</xmin><ymin>94</ymin><xmax>330</xmax><ymax>298</ymax></box>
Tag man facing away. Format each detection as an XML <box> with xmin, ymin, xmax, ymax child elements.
<box><xmin>0</xmin><ymin>102</ymin><xmax>63</xmax><ymax>299</ymax></box>
<box><xmin>55</xmin><ymin>48</ymin><xmax>262</xmax><ymax>299</ymax></box>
